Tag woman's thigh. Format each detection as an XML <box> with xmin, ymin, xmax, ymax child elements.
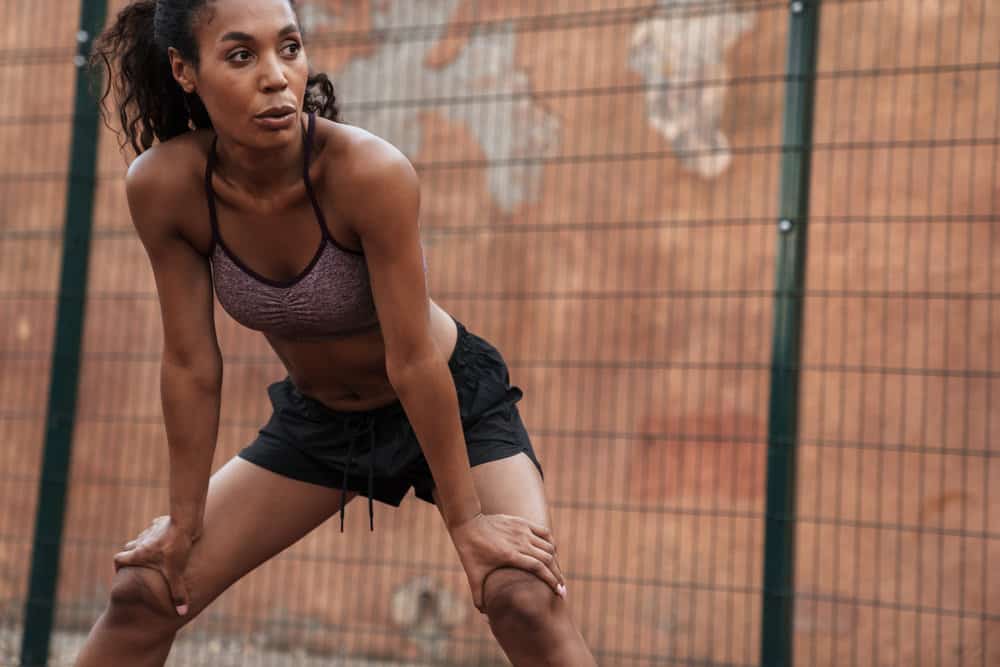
<box><xmin>122</xmin><ymin>455</ymin><xmax>355</xmax><ymax>618</ymax></box>
<box><xmin>457</xmin><ymin>452</ymin><xmax>549</xmax><ymax>525</ymax></box>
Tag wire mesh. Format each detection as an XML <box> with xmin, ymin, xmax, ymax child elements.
<box><xmin>797</xmin><ymin>1</ymin><xmax>999</xmax><ymax>666</ymax></box>
<box><xmin>0</xmin><ymin>0</ymin><xmax>84</xmax><ymax>660</ymax></box>
<box><xmin>0</xmin><ymin>0</ymin><xmax>996</xmax><ymax>666</ymax></box>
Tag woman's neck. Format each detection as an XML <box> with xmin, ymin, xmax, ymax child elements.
<box><xmin>213</xmin><ymin>116</ymin><xmax>307</xmax><ymax>198</ymax></box>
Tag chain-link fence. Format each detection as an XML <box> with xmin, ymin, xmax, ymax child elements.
<box><xmin>2</xmin><ymin>1</ymin><xmax>997</xmax><ymax>665</ymax></box>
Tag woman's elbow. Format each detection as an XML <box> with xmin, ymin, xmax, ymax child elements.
<box><xmin>161</xmin><ymin>351</ymin><xmax>223</xmax><ymax>392</ymax></box>
<box><xmin>385</xmin><ymin>349</ymin><xmax>442</xmax><ymax>392</ymax></box>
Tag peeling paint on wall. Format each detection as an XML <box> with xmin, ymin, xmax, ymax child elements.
<box><xmin>628</xmin><ymin>1</ymin><xmax>756</xmax><ymax>178</ymax></box>
<box><xmin>300</xmin><ymin>0</ymin><xmax>561</xmax><ymax>214</ymax></box>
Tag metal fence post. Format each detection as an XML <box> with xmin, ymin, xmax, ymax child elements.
<box><xmin>19</xmin><ymin>1</ymin><xmax>107</xmax><ymax>664</ymax></box>
<box><xmin>760</xmin><ymin>1</ymin><xmax>820</xmax><ymax>666</ymax></box>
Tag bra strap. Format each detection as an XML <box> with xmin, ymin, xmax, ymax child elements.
<box><xmin>207</xmin><ymin>114</ymin><xmax>327</xmax><ymax>247</ymax></box>
<box><xmin>204</xmin><ymin>134</ymin><xmax>221</xmax><ymax>245</ymax></box>
<box><xmin>303</xmin><ymin>110</ymin><xmax>314</xmax><ymax>169</ymax></box>
<box><xmin>302</xmin><ymin>111</ymin><xmax>331</xmax><ymax>239</ymax></box>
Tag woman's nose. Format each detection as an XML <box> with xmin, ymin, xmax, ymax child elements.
<box><xmin>259</xmin><ymin>54</ymin><xmax>288</xmax><ymax>92</ymax></box>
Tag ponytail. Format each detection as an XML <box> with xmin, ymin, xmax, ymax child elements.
<box><xmin>90</xmin><ymin>0</ymin><xmax>341</xmax><ymax>157</ymax></box>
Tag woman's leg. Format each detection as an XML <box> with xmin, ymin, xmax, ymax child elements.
<box><xmin>435</xmin><ymin>453</ymin><xmax>597</xmax><ymax>667</ymax></box>
<box><xmin>74</xmin><ymin>457</ymin><xmax>355</xmax><ymax>667</ymax></box>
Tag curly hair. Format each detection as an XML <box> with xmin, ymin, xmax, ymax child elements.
<box><xmin>89</xmin><ymin>0</ymin><xmax>340</xmax><ymax>156</ymax></box>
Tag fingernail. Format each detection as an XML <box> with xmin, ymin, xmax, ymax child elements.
<box><xmin>176</xmin><ymin>604</ymin><xmax>188</xmax><ymax>616</ymax></box>
<box><xmin>557</xmin><ymin>584</ymin><xmax>567</xmax><ymax>598</ymax></box>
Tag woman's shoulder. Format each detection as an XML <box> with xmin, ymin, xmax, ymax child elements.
<box><xmin>314</xmin><ymin>118</ymin><xmax>417</xmax><ymax>202</ymax></box>
<box><xmin>125</xmin><ymin>129</ymin><xmax>212</xmax><ymax>203</ymax></box>
<box><xmin>124</xmin><ymin>129</ymin><xmax>215</xmax><ymax>250</ymax></box>
<box><xmin>315</xmin><ymin>117</ymin><xmax>413</xmax><ymax>179</ymax></box>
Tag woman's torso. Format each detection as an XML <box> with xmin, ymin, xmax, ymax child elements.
<box><xmin>155</xmin><ymin>114</ymin><xmax>456</xmax><ymax>410</ymax></box>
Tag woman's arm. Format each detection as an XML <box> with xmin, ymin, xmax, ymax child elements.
<box><xmin>345</xmin><ymin>135</ymin><xmax>565</xmax><ymax>608</ymax></box>
<box><xmin>114</xmin><ymin>148</ymin><xmax>223</xmax><ymax>614</ymax></box>
<box><xmin>349</xmin><ymin>142</ymin><xmax>479</xmax><ymax>528</ymax></box>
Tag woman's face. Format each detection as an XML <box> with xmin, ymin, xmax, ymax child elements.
<box><xmin>180</xmin><ymin>0</ymin><xmax>309</xmax><ymax>148</ymax></box>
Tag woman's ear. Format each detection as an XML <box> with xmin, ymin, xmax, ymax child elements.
<box><xmin>167</xmin><ymin>46</ymin><xmax>197</xmax><ymax>94</ymax></box>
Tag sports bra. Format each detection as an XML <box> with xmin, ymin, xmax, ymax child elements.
<box><xmin>206</xmin><ymin>111</ymin><xmax>380</xmax><ymax>339</ymax></box>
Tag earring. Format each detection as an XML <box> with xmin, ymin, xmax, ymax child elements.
<box><xmin>182</xmin><ymin>91</ymin><xmax>197</xmax><ymax>129</ymax></box>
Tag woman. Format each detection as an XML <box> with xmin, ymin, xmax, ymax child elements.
<box><xmin>75</xmin><ymin>0</ymin><xmax>596</xmax><ymax>665</ymax></box>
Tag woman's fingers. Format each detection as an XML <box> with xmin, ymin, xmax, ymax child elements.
<box><xmin>526</xmin><ymin>545</ymin><xmax>566</xmax><ymax>592</ymax></box>
<box><xmin>522</xmin><ymin>527</ymin><xmax>564</xmax><ymax>590</ymax></box>
<box><xmin>530</xmin><ymin>535</ymin><xmax>555</xmax><ymax>554</ymax></box>
<box><xmin>512</xmin><ymin>519</ymin><xmax>565</xmax><ymax>596</ymax></box>
<box><xmin>112</xmin><ymin>547</ymin><xmax>143</xmax><ymax>572</ymax></box>
<box><xmin>524</xmin><ymin>520</ymin><xmax>554</xmax><ymax>545</ymax></box>
<box><xmin>163</xmin><ymin>569</ymin><xmax>191</xmax><ymax>616</ymax></box>
<box><xmin>515</xmin><ymin>554</ymin><xmax>562</xmax><ymax>597</ymax></box>
<box><xmin>551</xmin><ymin>554</ymin><xmax>567</xmax><ymax>595</ymax></box>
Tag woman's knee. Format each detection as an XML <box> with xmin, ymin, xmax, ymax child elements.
<box><xmin>483</xmin><ymin>568</ymin><xmax>559</xmax><ymax>633</ymax></box>
<box><xmin>105</xmin><ymin>567</ymin><xmax>185</xmax><ymax>636</ymax></box>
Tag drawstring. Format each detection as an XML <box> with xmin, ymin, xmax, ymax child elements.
<box><xmin>368</xmin><ymin>427</ymin><xmax>375</xmax><ymax>531</ymax></box>
<box><xmin>339</xmin><ymin>437</ymin><xmax>355</xmax><ymax>532</ymax></box>
<box><xmin>339</xmin><ymin>419</ymin><xmax>377</xmax><ymax>532</ymax></box>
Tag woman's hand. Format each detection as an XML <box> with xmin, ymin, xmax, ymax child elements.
<box><xmin>113</xmin><ymin>515</ymin><xmax>196</xmax><ymax>616</ymax></box>
<box><xmin>448</xmin><ymin>513</ymin><xmax>566</xmax><ymax>612</ymax></box>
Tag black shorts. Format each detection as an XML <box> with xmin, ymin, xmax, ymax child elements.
<box><xmin>238</xmin><ymin>320</ymin><xmax>543</xmax><ymax>516</ymax></box>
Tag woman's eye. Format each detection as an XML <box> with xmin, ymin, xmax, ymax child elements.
<box><xmin>283</xmin><ymin>42</ymin><xmax>301</xmax><ymax>56</ymax></box>
<box><xmin>229</xmin><ymin>50</ymin><xmax>252</xmax><ymax>63</ymax></box>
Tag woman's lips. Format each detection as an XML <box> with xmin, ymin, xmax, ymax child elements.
<box><xmin>253</xmin><ymin>111</ymin><xmax>295</xmax><ymax>130</ymax></box>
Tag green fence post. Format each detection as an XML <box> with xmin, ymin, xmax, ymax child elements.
<box><xmin>760</xmin><ymin>1</ymin><xmax>820</xmax><ymax>666</ymax></box>
<box><xmin>19</xmin><ymin>1</ymin><xmax>107</xmax><ymax>665</ymax></box>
